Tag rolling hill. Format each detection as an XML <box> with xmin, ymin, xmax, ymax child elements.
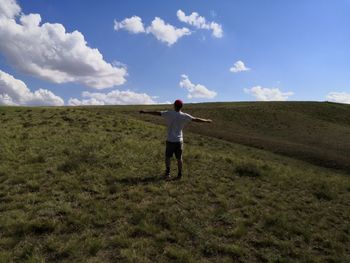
<box><xmin>124</xmin><ymin>101</ymin><xmax>350</xmax><ymax>173</ymax></box>
<box><xmin>0</xmin><ymin>103</ymin><xmax>349</xmax><ymax>262</ymax></box>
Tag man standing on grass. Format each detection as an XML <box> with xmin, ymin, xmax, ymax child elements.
<box><xmin>140</xmin><ymin>99</ymin><xmax>212</xmax><ymax>180</ymax></box>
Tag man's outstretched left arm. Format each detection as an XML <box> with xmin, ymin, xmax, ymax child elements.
<box><xmin>139</xmin><ymin>110</ymin><xmax>162</xmax><ymax>116</ymax></box>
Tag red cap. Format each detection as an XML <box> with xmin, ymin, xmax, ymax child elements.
<box><xmin>174</xmin><ymin>99</ymin><xmax>183</xmax><ymax>107</ymax></box>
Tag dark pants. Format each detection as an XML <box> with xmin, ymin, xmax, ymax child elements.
<box><xmin>165</xmin><ymin>141</ymin><xmax>183</xmax><ymax>160</ymax></box>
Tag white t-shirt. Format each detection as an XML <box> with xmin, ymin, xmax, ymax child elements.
<box><xmin>161</xmin><ymin>110</ymin><xmax>193</xmax><ymax>142</ymax></box>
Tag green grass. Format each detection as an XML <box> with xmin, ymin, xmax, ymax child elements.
<box><xmin>0</xmin><ymin>104</ymin><xmax>349</xmax><ymax>262</ymax></box>
<box><xmin>123</xmin><ymin>101</ymin><xmax>350</xmax><ymax>173</ymax></box>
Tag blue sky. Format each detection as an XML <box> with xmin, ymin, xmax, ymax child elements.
<box><xmin>0</xmin><ymin>0</ymin><xmax>349</xmax><ymax>105</ymax></box>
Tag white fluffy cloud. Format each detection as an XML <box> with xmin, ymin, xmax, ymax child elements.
<box><xmin>114</xmin><ymin>16</ymin><xmax>145</xmax><ymax>34</ymax></box>
<box><xmin>179</xmin><ymin>75</ymin><xmax>217</xmax><ymax>99</ymax></box>
<box><xmin>244</xmin><ymin>86</ymin><xmax>293</xmax><ymax>101</ymax></box>
<box><xmin>176</xmin><ymin>10</ymin><xmax>223</xmax><ymax>38</ymax></box>
<box><xmin>0</xmin><ymin>70</ymin><xmax>64</xmax><ymax>106</ymax></box>
<box><xmin>230</xmin><ymin>60</ymin><xmax>250</xmax><ymax>73</ymax></box>
<box><xmin>0</xmin><ymin>0</ymin><xmax>20</xmax><ymax>19</ymax></box>
<box><xmin>68</xmin><ymin>90</ymin><xmax>156</xmax><ymax>106</ymax></box>
<box><xmin>114</xmin><ymin>15</ymin><xmax>191</xmax><ymax>46</ymax></box>
<box><xmin>0</xmin><ymin>0</ymin><xmax>127</xmax><ymax>89</ymax></box>
<box><xmin>146</xmin><ymin>17</ymin><xmax>191</xmax><ymax>46</ymax></box>
<box><xmin>326</xmin><ymin>92</ymin><xmax>350</xmax><ymax>104</ymax></box>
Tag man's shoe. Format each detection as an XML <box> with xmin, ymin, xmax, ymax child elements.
<box><xmin>176</xmin><ymin>173</ymin><xmax>182</xmax><ymax>180</ymax></box>
<box><xmin>165</xmin><ymin>169</ymin><xmax>171</xmax><ymax>179</ymax></box>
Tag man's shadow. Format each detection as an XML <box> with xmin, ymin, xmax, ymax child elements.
<box><xmin>114</xmin><ymin>175</ymin><xmax>166</xmax><ymax>186</ymax></box>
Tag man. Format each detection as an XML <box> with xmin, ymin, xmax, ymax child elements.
<box><xmin>140</xmin><ymin>99</ymin><xmax>212</xmax><ymax>180</ymax></box>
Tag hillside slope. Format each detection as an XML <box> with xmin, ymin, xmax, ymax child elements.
<box><xmin>0</xmin><ymin>106</ymin><xmax>349</xmax><ymax>262</ymax></box>
<box><xmin>124</xmin><ymin>102</ymin><xmax>350</xmax><ymax>173</ymax></box>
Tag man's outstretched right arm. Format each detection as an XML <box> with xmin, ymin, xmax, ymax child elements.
<box><xmin>139</xmin><ymin>110</ymin><xmax>162</xmax><ymax>116</ymax></box>
<box><xmin>192</xmin><ymin>117</ymin><xmax>212</xmax><ymax>123</ymax></box>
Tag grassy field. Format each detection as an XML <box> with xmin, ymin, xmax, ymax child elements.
<box><xmin>124</xmin><ymin>101</ymin><xmax>350</xmax><ymax>173</ymax></box>
<box><xmin>0</xmin><ymin>104</ymin><xmax>349</xmax><ymax>262</ymax></box>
